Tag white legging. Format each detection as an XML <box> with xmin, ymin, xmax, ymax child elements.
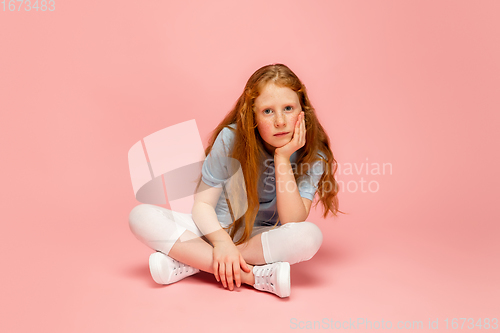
<box><xmin>128</xmin><ymin>204</ymin><xmax>323</xmax><ymax>265</ymax></box>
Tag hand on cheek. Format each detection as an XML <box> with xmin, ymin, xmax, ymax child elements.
<box><xmin>275</xmin><ymin>111</ymin><xmax>306</xmax><ymax>159</ymax></box>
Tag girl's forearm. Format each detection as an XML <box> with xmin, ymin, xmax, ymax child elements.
<box><xmin>274</xmin><ymin>155</ymin><xmax>307</xmax><ymax>223</ymax></box>
<box><xmin>191</xmin><ymin>202</ymin><xmax>233</xmax><ymax>244</ymax></box>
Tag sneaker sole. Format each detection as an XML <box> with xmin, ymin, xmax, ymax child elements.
<box><xmin>277</xmin><ymin>262</ymin><xmax>291</xmax><ymax>298</ymax></box>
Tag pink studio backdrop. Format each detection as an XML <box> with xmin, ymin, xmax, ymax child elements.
<box><xmin>1</xmin><ymin>1</ymin><xmax>499</xmax><ymax>332</ymax></box>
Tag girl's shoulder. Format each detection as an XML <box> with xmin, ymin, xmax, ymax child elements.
<box><xmin>306</xmin><ymin>150</ymin><xmax>328</xmax><ymax>174</ymax></box>
<box><xmin>213</xmin><ymin>123</ymin><xmax>237</xmax><ymax>151</ymax></box>
<box><xmin>316</xmin><ymin>149</ymin><xmax>327</xmax><ymax>160</ymax></box>
<box><xmin>222</xmin><ymin>122</ymin><xmax>237</xmax><ymax>137</ymax></box>
<box><xmin>223</xmin><ymin>123</ymin><xmax>237</xmax><ymax>138</ymax></box>
<box><xmin>218</xmin><ymin>123</ymin><xmax>237</xmax><ymax>136</ymax></box>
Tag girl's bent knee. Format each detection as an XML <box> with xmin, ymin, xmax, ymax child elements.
<box><xmin>128</xmin><ymin>204</ymin><xmax>174</xmax><ymax>238</ymax></box>
<box><xmin>127</xmin><ymin>204</ymin><xmax>185</xmax><ymax>254</ymax></box>
<box><xmin>265</xmin><ymin>221</ymin><xmax>323</xmax><ymax>264</ymax></box>
<box><xmin>128</xmin><ymin>204</ymin><xmax>154</xmax><ymax>235</ymax></box>
<box><xmin>295</xmin><ymin>222</ymin><xmax>323</xmax><ymax>260</ymax></box>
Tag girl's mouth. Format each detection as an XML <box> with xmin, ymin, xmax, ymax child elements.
<box><xmin>274</xmin><ymin>132</ymin><xmax>289</xmax><ymax>137</ymax></box>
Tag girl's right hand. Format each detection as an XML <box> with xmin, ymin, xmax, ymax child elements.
<box><xmin>212</xmin><ymin>241</ymin><xmax>251</xmax><ymax>290</ymax></box>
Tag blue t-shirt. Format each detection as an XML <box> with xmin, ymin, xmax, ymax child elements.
<box><xmin>201</xmin><ymin>123</ymin><xmax>325</xmax><ymax>227</ymax></box>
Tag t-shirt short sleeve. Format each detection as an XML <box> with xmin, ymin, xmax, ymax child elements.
<box><xmin>201</xmin><ymin>126</ymin><xmax>235</xmax><ymax>188</ymax></box>
<box><xmin>297</xmin><ymin>152</ymin><xmax>326</xmax><ymax>201</ymax></box>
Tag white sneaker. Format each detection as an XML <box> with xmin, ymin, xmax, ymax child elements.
<box><xmin>253</xmin><ymin>262</ymin><xmax>291</xmax><ymax>298</ymax></box>
<box><xmin>149</xmin><ymin>252</ymin><xmax>199</xmax><ymax>285</ymax></box>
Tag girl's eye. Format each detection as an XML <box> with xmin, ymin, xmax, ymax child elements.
<box><xmin>285</xmin><ymin>106</ymin><xmax>293</xmax><ymax>111</ymax></box>
<box><xmin>263</xmin><ymin>109</ymin><xmax>273</xmax><ymax>115</ymax></box>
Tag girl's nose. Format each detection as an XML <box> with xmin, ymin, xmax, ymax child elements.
<box><xmin>275</xmin><ymin>112</ymin><xmax>286</xmax><ymax>127</ymax></box>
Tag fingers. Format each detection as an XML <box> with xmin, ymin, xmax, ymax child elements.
<box><xmin>296</xmin><ymin>112</ymin><xmax>305</xmax><ymax>139</ymax></box>
<box><xmin>233</xmin><ymin>262</ymin><xmax>241</xmax><ymax>288</ymax></box>
<box><xmin>226</xmin><ymin>263</ymin><xmax>234</xmax><ymax>291</ymax></box>
<box><xmin>240</xmin><ymin>254</ymin><xmax>251</xmax><ymax>273</ymax></box>
<box><xmin>213</xmin><ymin>261</ymin><xmax>219</xmax><ymax>282</ymax></box>
<box><xmin>219</xmin><ymin>263</ymin><xmax>227</xmax><ymax>288</ymax></box>
<box><xmin>291</xmin><ymin>114</ymin><xmax>300</xmax><ymax>142</ymax></box>
<box><xmin>295</xmin><ymin>113</ymin><xmax>301</xmax><ymax>136</ymax></box>
<box><xmin>215</xmin><ymin>260</ymin><xmax>242</xmax><ymax>290</ymax></box>
<box><xmin>298</xmin><ymin>113</ymin><xmax>302</xmax><ymax>141</ymax></box>
<box><xmin>213</xmin><ymin>245</ymin><xmax>247</xmax><ymax>291</ymax></box>
<box><xmin>300</xmin><ymin>111</ymin><xmax>306</xmax><ymax>146</ymax></box>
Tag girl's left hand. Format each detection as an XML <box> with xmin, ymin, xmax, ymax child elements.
<box><xmin>274</xmin><ymin>111</ymin><xmax>306</xmax><ymax>160</ymax></box>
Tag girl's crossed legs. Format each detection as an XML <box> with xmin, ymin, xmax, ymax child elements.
<box><xmin>128</xmin><ymin>204</ymin><xmax>323</xmax><ymax>287</ymax></box>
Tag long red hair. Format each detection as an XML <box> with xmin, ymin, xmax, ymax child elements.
<box><xmin>196</xmin><ymin>64</ymin><xmax>344</xmax><ymax>245</ymax></box>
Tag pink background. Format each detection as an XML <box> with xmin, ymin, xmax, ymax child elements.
<box><xmin>1</xmin><ymin>0</ymin><xmax>499</xmax><ymax>332</ymax></box>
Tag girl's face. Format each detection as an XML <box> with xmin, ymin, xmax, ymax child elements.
<box><xmin>253</xmin><ymin>83</ymin><xmax>302</xmax><ymax>155</ymax></box>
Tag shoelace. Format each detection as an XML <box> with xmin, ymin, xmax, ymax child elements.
<box><xmin>172</xmin><ymin>259</ymin><xmax>194</xmax><ymax>276</ymax></box>
<box><xmin>170</xmin><ymin>258</ymin><xmax>199</xmax><ymax>275</ymax></box>
<box><xmin>254</xmin><ymin>267</ymin><xmax>275</xmax><ymax>291</ymax></box>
